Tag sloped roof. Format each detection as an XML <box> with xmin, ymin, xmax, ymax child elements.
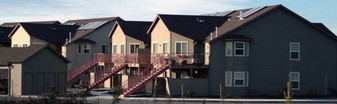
<box><xmin>64</xmin><ymin>17</ymin><xmax>122</xmax><ymax>44</ymax></box>
<box><xmin>110</xmin><ymin>21</ymin><xmax>152</xmax><ymax>44</ymax></box>
<box><xmin>312</xmin><ymin>23</ymin><xmax>336</xmax><ymax>37</ymax></box>
<box><xmin>0</xmin><ymin>27</ymin><xmax>14</xmax><ymax>45</ymax></box>
<box><xmin>10</xmin><ymin>23</ymin><xmax>79</xmax><ymax>44</ymax></box>
<box><xmin>1</xmin><ymin>21</ymin><xmax>61</xmax><ymax>27</ymax></box>
<box><xmin>148</xmin><ymin>14</ymin><xmax>228</xmax><ymax>42</ymax></box>
<box><xmin>208</xmin><ymin>5</ymin><xmax>337</xmax><ymax>42</ymax></box>
<box><xmin>0</xmin><ymin>44</ymin><xmax>69</xmax><ymax>65</ymax></box>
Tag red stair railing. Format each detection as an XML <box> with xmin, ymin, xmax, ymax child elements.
<box><xmin>67</xmin><ymin>53</ymin><xmax>105</xmax><ymax>82</ymax></box>
<box><xmin>122</xmin><ymin>54</ymin><xmax>170</xmax><ymax>97</ymax></box>
<box><xmin>88</xmin><ymin>54</ymin><xmax>128</xmax><ymax>89</ymax></box>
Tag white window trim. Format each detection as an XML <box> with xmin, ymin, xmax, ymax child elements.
<box><xmin>225</xmin><ymin>41</ymin><xmax>233</xmax><ymax>56</ymax></box>
<box><xmin>234</xmin><ymin>71</ymin><xmax>245</xmax><ymax>87</ymax></box>
<box><xmin>175</xmin><ymin>41</ymin><xmax>188</xmax><ymax>55</ymax></box>
<box><xmin>120</xmin><ymin>43</ymin><xmax>125</xmax><ymax>54</ymax></box>
<box><xmin>225</xmin><ymin>71</ymin><xmax>232</xmax><ymax>87</ymax></box>
<box><xmin>77</xmin><ymin>44</ymin><xmax>82</xmax><ymax>54</ymax></box>
<box><xmin>246</xmin><ymin>42</ymin><xmax>249</xmax><ymax>56</ymax></box>
<box><xmin>234</xmin><ymin>42</ymin><xmax>245</xmax><ymax>56</ymax></box>
<box><xmin>83</xmin><ymin>44</ymin><xmax>91</xmax><ymax>54</ymax></box>
<box><xmin>13</xmin><ymin>44</ymin><xmax>18</xmax><ymax>47</ymax></box>
<box><xmin>112</xmin><ymin>44</ymin><xmax>117</xmax><ymax>54</ymax></box>
<box><xmin>152</xmin><ymin>42</ymin><xmax>158</xmax><ymax>54</ymax></box>
<box><xmin>245</xmin><ymin>72</ymin><xmax>249</xmax><ymax>87</ymax></box>
<box><xmin>290</xmin><ymin>42</ymin><xmax>300</xmax><ymax>60</ymax></box>
<box><xmin>101</xmin><ymin>44</ymin><xmax>110</xmax><ymax>53</ymax></box>
<box><xmin>129</xmin><ymin>43</ymin><xmax>140</xmax><ymax>53</ymax></box>
<box><xmin>163</xmin><ymin>41</ymin><xmax>168</xmax><ymax>54</ymax></box>
<box><xmin>290</xmin><ymin>72</ymin><xmax>300</xmax><ymax>90</ymax></box>
<box><xmin>23</xmin><ymin>44</ymin><xmax>28</xmax><ymax>47</ymax></box>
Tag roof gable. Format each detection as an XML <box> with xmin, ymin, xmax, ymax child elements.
<box><xmin>0</xmin><ymin>44</ymin><xmax>69</xmax><ymax>65</ymax></box>
<box><xmin>10</xmin><ymin>23</ymin><xmax>79</xmax><ymax>44</ymax></box>
<box><xmin>110</xmin><ymin>21</ymin><xmax>151</xmax><ymax>44</ymax></box>
<box><xmin>65</xmin><ymin>17</ymin><xmax>122</xmax><ymax>45</ymax></box>
<box><xmin>209</xmin><ymin>5</ymin><xmax>337</xmax><ymax>43</ymax></box>
<box><xmin>150</xmin><ymin>14</ymin><xmax>227</xmax><ymax>42</ymax></box>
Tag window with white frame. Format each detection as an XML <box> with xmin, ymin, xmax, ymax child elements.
<box><xmin>130</xmin><ymin>44</ymin><xmax>139</xmax><ymax>53</ymax></box>
<box><xmin>153</xmin><ymin>43</ymin><xmax>158</xmax><ymax>54</ymax></box>
<box><xmin>290</xmin><ymin>72</ymin><xmax>300</xmax><ymax>90</ymax></box>
<box><xmin>112</xmin><ymin>45</ymin><xmax>117</xmax><ymax>54</ymax></box>
<box><xmin>234</xmin><ymin>72</ymin><xmax>245</xmax><ymax>87</ymax></box>
<box><xmin>225</xmin><ymin>42</ymin><xmax>233</xmax><ymax>56</ymax></box>
<box><xmin>13</xmin><ymin>44</ymin><xmax>18</xmax><ymax>47</ymax></box>
<box><xmin>225</xmin><ymin>71</ymin><xmax>232</xmax><ymax>86</ymax></box>
<box><xmin>83</xmin><ymin>44</ymin><xmax>91</xmax><ymax>53</ymax></box>
<box><xmin>290</xmin><ymin>43</ymin><xmax>300</xmax><ymax>60</ymax></box>
<box><xmin>163</xmin><ymin>42</ymin><xmax>168</xmax><ymax>54</ymax></box>
<box><xmin>121</xmin><ymin>44</ymin><xmax>125</xmax><ymax>54</ymax></box>
<box><xmin>101</xmin><ymin>44</ymin><xmax>110</xmax><ymax>53</ymax></box>
<box><xmin>77</xmin><ymin>44</ymin><xmax>82</xmax><ymax>53</ymax></box>
<box><xmin>23</xmin><ymin>44</ymin><xmax>28</xmax><ymax>47</ymax></box>
<box><xmin>176</xmin><ymin>41</ymin><xmax>188</xmax><ymax>54</ymax></box>
<box><xmin>234</xmin><ymin>42</ymin><xmax>245</xmax><ymax>56</ymax></box>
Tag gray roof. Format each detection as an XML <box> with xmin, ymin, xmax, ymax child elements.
<box><xmin>1</xmin><ymin>21</ymin><xmax>61</xmax><ymax>27</ymax></box>
<box><xmin>64</xmin><ymin>17</ymin><xmax>122</xmax><ymax>44</ymax></box>
<box><xmin>149</xmin><ymin>14</ymin><xmax>228</xmax><ymax>42</ymax></box>
<box><xmin>0</xmin><ymin>27</ymin><xmax>14</xmax><ymax>46</ymax></box>
<box><xmin>0</xmin><ymin>44</ymin><xmax>69</xmax><ymax>65</ymax></box>
<box><xmin>10</xmin><ymin>23</ymin><xmax>78</xmax><ymax>44</ymax></box>
<box><xmin>110</xmin><ymin>21</ymin><xmax>152</xmax><ymax>44</ymax></box>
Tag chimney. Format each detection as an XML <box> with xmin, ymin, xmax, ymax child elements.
<box><xmin>210</xmin><ymin>32</ymin><xmax>213</xmax><ymax>40</ymax></box>
<box><xmin>239</xmin><ymin>11</ymin><xmax>244</xmax><ymax>20</ymax></box>
<box><xmin>68</xmin><ymin>32</ymin><xmax>72</xmax><ymax>42</ymax></box>
<box><xmin>215</xmin><ymin>27</ymin><xmax>218</xmax><ymax>37</ymax></box>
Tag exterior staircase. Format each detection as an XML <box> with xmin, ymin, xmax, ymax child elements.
<box><xmin>88</xmin><ymin>55</ymin><xmax>128</xmax><ymax>89</ymax></box>
<box><xmin>67</xmin><ymin>53</ymin><xmax>108</xmax><ymax>83</ymax></box>
<box><xmin>122</xmin><ymin>55</ymin><xmax>170</xmax><ymax>97</ymax></box>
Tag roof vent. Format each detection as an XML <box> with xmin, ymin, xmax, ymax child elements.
<box><xmin>196</xmin><ymin>18</ymin><xmax>205</xmax><ymax>23</ymax></box>
<box><xmin>239</xmin><ymin>11</ymin><xmax>244</xmax><ymax>20</ymax></box>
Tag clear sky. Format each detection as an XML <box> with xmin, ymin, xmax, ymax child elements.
<box><xmin>0</xmin><ymin>0</ymin><xmax>336</xmax><ymax>34</ymax></box>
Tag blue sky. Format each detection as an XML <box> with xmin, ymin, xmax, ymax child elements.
<box><xmin>0</xmin><ymin>0</ymin><xmax>336</xmax><ymax>34</ymax></box>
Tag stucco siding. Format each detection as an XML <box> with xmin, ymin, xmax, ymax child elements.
<box><xmin>11</xmin><ymin>64</ymin><xmax>22</xmax><ymax>96</ymax></box>
<box><xmin>111</xmin><ymin>25</ymin><xmax>126</xmax><ymax>54</ymax></box>
<box><xmin>150</xmin><ymin>18</ymin><xmax>171</xmax><ymax>54</ymax></box>
<box><xmin>11</xmin><ymin>26</ymin><xmax>31</xmax><ymax>47</ymax></box>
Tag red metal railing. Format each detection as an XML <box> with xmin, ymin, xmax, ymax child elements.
<box><xmin>122</xmin><ymin>54</ymin><xmax>170</xmax><ymax>96</ymax></box>
<box><xmin>126</xmin><ymin>53</ymin><xmax>151</xmax><ymax>64</ymax></box>
<box><xmin>88</xmin><ymin>54</ymin><xmax>128</xmax><ymax>89</ymax></box>
<box><xmin>67</xmin><ymin>53</ymin><xmax>111</xmax><ymax>83</ymax></box>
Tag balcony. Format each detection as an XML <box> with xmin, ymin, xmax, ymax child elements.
<box><xmin>151</xmin><ymin>53</ymin><xmax>209</xmax><ymax>68</ymax></box>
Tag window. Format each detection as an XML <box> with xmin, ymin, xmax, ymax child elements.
<box><xmin>290</xmin><ymin>72</ymin><xmax>300</xmax><ymax>90</ymax></box>
<box><xmin>112</xmin><ymin>45</ymin><xmax>117</xmax><ymax>54</ymax></box>
<box><xmin>130</xmin><ymin>44</ymin><xmax>139</xmax><ymax>53</ymax></box>
<box><xmin>77</xmin><ymin>44</ymin><xmax>82</xmax><ymax>53</ymax></box>
<box><xmin>153</xmin><ymin>43</ymin><xmax>158</xmax><ymax>54</ymax></box>
<box><xmin>121</xmin><ymin>44</ymin><xmax>125</xmax><ymax>54</ymax></box>
<box><xmin>234</xmin><ymin>42</ymin><xmax>245</xmax><ymax>56</ymax></box>
<box><xmin>290</xmin><ymin>43</ymin><xmax>300</xmax><ymax>60</ymax></box>
<box><xmin>176</xmin><ymin>41</ymin><xmax>188</xmax><ymax>54</ymax></box>
<box><xmin>225</xmin><ymin>71</ymin><xmax>232</xmax><ymax>86</ymax></box>
<box><xmin>23</xmin><ymin>44</ymin><xmax>28</xmax><ymax>47</ymax></box>
<box><xmin>13</xmin><ymin>44</ymin><xmax>18</xmax><ymax>47</ymax></box>
<box><xmin>101</xmin><ymin>45</ymin><xmax>110</xmax><ymax>53</ymax></box>
<box><xmin>163</xmin><ymin>42</ymin><xmax>168</xmax><ymax>54</ymax></box>
<box><xmin>83</xmin><ymin>44</ymin><xmax>91</xmax><ymax>53</ymax></box>
<box><xmin>225</xmin><ymin>42</ymin><xmax>233</xmax><ymax>56</ymax></box>
<box><xmin>234</xmin><ymin>72</ymin><xmax>245</xmax><ymax>87</ymax></box>
<box><xmin>176</xmin><ymin>71</ymin><xmax>190</xmax><ymax>79</ymax></box>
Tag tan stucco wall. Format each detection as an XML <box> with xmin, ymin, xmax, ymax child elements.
<box><xmin>150</xmin><ymin>18</ymin><xmax>171</xmax><ymax>54</ymax></box>
<box><xmin>11</xmin><ymin>64</ymin><xmax>22</xmax><ymax>96</ymax></box>
<box><xmin>31</xmin><ymin>37</ymin><xmax>48</xmax><ymax>45</ymax></box>
<box><xmin>111</xmin><ymin>24</ymin><xmax>146</xmax><ymax>54</ymax></box>
<box><xmin>11</xmin><ymin>26</ymin><xmax>31</xmax><ymax>47</ymax></box>
<box><xmin>171</xmin><ymin>32</ymin><xmax>194</xmax><ymax>54</ymax></box>
<box><xmin>205</xmin><ymin>42</ymin><xmax>210</xmax><ymax>65</ymax></box>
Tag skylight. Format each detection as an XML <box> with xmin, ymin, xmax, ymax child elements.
<box><xmin>78</xmin><ymin>21</ymin><xmax>108</xmax><ymax>30</ymax></box>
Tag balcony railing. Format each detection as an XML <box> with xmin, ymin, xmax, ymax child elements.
<box><xmin>151</xmin><ymin>53</ymin><xmax>207</xmax><ymax>65</ymax></box>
